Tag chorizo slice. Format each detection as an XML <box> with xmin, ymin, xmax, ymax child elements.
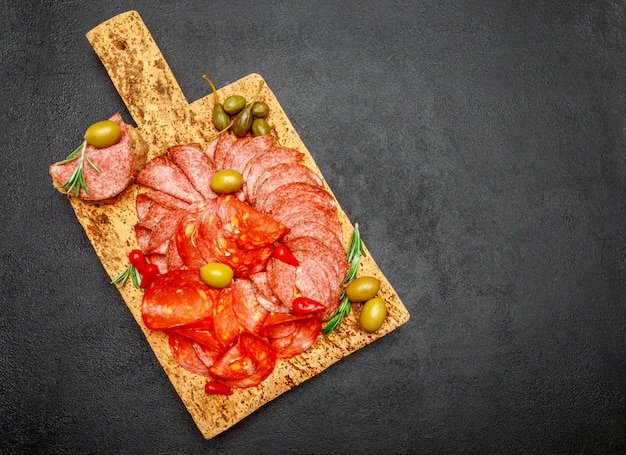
<box><xmin>175</xmin><ymin>200</ymin><xmax>215</xmax><ymax>269</ymax></box>
<box><xmin>261</xmin><ymin>313</ymin><xmax>323</xmax><ymax>359</ymax></box>
<box><xmin>168</xmin><ymin>332</ymin><xmax>211</xmax><ymax>376</ymax></box>
<box><xmin>136</xmin><ymin>161</ymin><xmax>204</xmax><ymax>204</ymax></box>
<box><xmin>209</xmin><ymin>332</ymin><xmax>277</xmax><ymax>389</ymax></box>
<box><xmin>212</xmin><ymin>287</ymin><xmax>241</xmax><ymax>349</ymax></box>
<box><xmin>142</xmin><ymin>270</ymin><xmax>218</xmax><ymax>331</ymax></box>
<box><xmin>232</xmin><ymin>278</ymin><xmax>269</xmax><ymax>333</ymax></box>
<box><xmin>169</xmin><ymin>144</ymin><xmax>218</xmax><ymax>200</ymax></box>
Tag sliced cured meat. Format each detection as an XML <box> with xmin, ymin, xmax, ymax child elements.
<box><xmin>243</xmin><ymin>147</ymin><xmax>304</xmax><ymax>202</ymax></box>
<box><xmin>260</xmin><ymin>313</ymin><xmax>322</xmax><ymax>359</ymax></box>
<box><xmin>274</xmin><ymin>210</ymin><xmax>343</xmax><ymax>244</ymax></box>
<box><xmin>197</xmin><ymin>195</ymin><xmax>289</xmax><ymax>277</ymax></box>
<box><xmin>168</xmin><ymin>332</ymin><xmax>211</xmax><ymax>376</ymax></box>
<box><xmin>266</xmin><ymin>257</ymin><xmax>297</xmax><ymax>309</ymax></box>
<box><xmin>263</xmin><ymin>182</ymin><xmax>337</xmax><ymax>220</ymax></box>
<box><xmin>232</xmin><ymin>278</ymin><xmax>269</xmax><ymax>333</ymax></box>
<box><xmin>147</xmin><ymin>253</ymin><xmax>168</xmax><ymax>275</ymax></box>
<box><xmin>138</xmin><ymin>198</ymin><xmax>172</xmax><ymax>230</ymax></box>
<box><xmin>134</xmin><ymin>224</ymin><xmax>152</xmax><ymax>252</ymax></box>
<box><xmin>212</xmin><ymin>132</ymin><xmax>235</xmax><ymax>170</ymax></box>
<box><xmin>216</xmin><ymin>195</ymin><xmax>289</xmax><ymax>250</ymax></box>
<box><xmin>175</xmin><ymin>200</ymin><xmax>214</xmax><ymax>269</ymax></box>
<box><xmin>212</xmin><ymin>287</ymin><xmax>241</xmax><ymax>349</ymax></box>
<box><xmin>142</xmin><ymin>189</ymin><xmax>190</xmax><ymax>210</ymax></box>
<box><xmin>50</xmin><ymin>113</ymin><xmax>148</xmax><ymax>201</ymax></box>
<box><xmin>209</xmin><ymin>332</ymin><xmax>277</xmax><ymax>389</ymax></box>
<box><xmin>250</xmin><ymin>163</ymin><xmax>323</xmax><ymax>207</ymax></box>
<box><xmin>223</xmin><ymin>135</ymin><xmax>273</xmax><ymax>174</ymax></box>
<box><xmin>136</xmin><ymin>193</ymin><xmax>153</xmax><ymax>222</ymax></box>
<box><xmin>136</xmin><ymin>161</ymin><xmax>204</xmax><ymax>204</ymax></box>
<box><xmin>142</xmin><ymin>269</ymin><xmax>218</xmax><ymax>331</ymax></box>
<box><xmin>146</xmin><ymin>209</ymin><xmax>184</xmax><ymax>255</ymax></box>
<box><xmin>165</xmin><ymin>235</ymin><xmax>184</xmax><ymax>272</ymax></box>
<box><xmin>169</xmin><ymin>144</ymin><xmax>218</xmax><ymax>200</ymax></box>
<box><xmin>249</xmin><ymin>272</ymin><xmax>291</xmax><ymax>313</ymax></box>
<box><xmin>204</xmin><ymin>136</ymin><xmax>219</xmax><ymax>161</ymax></box>
<box><xmin>281</xmin><ymin>218</ymin><xmax>345</xmax><ymax>258</ymax></box>
<box><xmin>286</xmin><ymin>236</ymin><xmax>347</xmax><ymax>286</ymax></box>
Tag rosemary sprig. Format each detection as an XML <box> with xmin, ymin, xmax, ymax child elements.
<box><xmin>322</xmin><ymin>223</ymin><xmax>366</xmax><ymax>334</ymax></box>
<box><xmin>55</xmin><ymin>140</ymin><xmax>101</xmax><ymax>196</ymax></box>
<box><xmin>110</xmin><ymin>264</ymin><xmax>141</xmax><ymax>289</ymax></box>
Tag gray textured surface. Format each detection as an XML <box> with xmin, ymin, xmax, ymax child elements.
<box><xmin>1</xmin><ymin>1</ymin><xmax>625</xmax><ymax>453</ymax></box>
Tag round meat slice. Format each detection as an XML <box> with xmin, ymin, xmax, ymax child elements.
<box><xmin>136</xmin><ymin>161</ymin><xmax>204</xmax><ymax>204</ymax></box>
<box><xmin>209</xmin><ymin>332</ymin><xmax>277</xmax><ymax>389</ymax></box>
<box><xmin>243</xmin><ymin>148</ymin><xmax>304</xmax><ymax>202</ymax></box>
<box><xmin>212</xmin><ymin>287</ymin><xmax>241</xmax><ymax>349</ymax></box>
<box><xmin>274</xmin><ymin>210</ymin><xmax>343</xmax><ymax>245</ymax></box>
<box><xmin>261</xmin><ymin>182</ymin><xmax>337</xmax><ymax>217</ymax></box>
<box><xmin>168</xmin><ymin>332</ymin><xmax>211</xmax><ymax>376</ymax></box>
<box><xmin>49</xmin><ymin>113</ymin><xmax>147</xmax><ymax>201</ymax></box>
<box><xmin>142</xmin><ymin>269</ymin><xmax>218</xmax><ymax>331</ymax></box>
<box><xmin>212</xmin><ymin>132</ymin><xmax>235</xmax><ymax>170</ymax></box>
<box><xmin>232</xmin><ymin>278</ymin><xmax>269</xmax><ymax>333</ymax></box>
<box><xmin>250</xmin><ymin>163</ymin><xmax>323</xmax><ymax>207</ymax></box>
<box><xmin>265</xmin><ymin>314</ymin><xmax>322</xmax><ymax>359</ymax></box>
<box><xmin>176</xmin><ymin>200</ymin><xmax>215</xmax><ymax>269</ymax></box>
<box><xmin>249</xmin><ymin>272</ymin><xmax>291</xmax><ymax>314</ymax></box>
<box><xmin>266</xmin><ymin>257</ymin><xmax>297</xmax><ymax>309</ymax></box>
<box><xmin>223</xmin><ymin>135</ymin><xmax>274</xmax><ymax>174</ymax></box>
<box><xmin>169</xmin><ymin>144</ymin><xmax>218</xmax><ymax>200</ymax></box>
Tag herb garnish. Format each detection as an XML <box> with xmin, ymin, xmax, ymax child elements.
<box><xmin>55</xmin><ymin>140</ymin><xmax>100</xmax><ymax>196</ymax></box>
<box><xmin>322</xmin><ymin>223</ymin><xmax>365</xmax><ymax>334</ymax></box>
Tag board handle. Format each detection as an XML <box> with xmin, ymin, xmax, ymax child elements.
<box><xmin>86</xmin><ymin>10</ymin><xmax>205</xmax><ymax>150</ymax></box>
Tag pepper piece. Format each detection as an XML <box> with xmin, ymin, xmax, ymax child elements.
<box><xmin>272</xmin><ymin>244</ymin><xmax>299</xmax><ymax>266</ymax></box>
<box><xmin>292</xmin><ymin>297</ymin><xmax>326</xmax><ymax>315</ymax></box>
<box><xmin>139</xmin><ymin>263</ymin><xmax>159</xmax><ymax>289</ymax></box>
<box><xmin>204</xmin><ymin>381</ymin><xmax>233</xmax><ymax>396</ymax></box>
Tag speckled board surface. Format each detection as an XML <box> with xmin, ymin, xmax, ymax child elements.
<box><xmin>75</xmin><ymin>10</ymin><xmax>409</xmax><ymax>439</ymax></box>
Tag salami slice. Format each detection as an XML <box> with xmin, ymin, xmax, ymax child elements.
<box><xmin>223</xmin><ymin>134</ymin><xmax>273</xmax><ymax>174</ymax></box>
<box><xmin>146</xmin><ymin>209</ymin><xmax>184</xmax><ymax>255</ymax></box>
<box><xmin>209</xmin><ymin>332</ymin><xmax>277</xmax><ymax>389</ymax></box>
<box><xmin>134</xmin><ymin>224</ymin><xmax>152</xmax><ymax>252</ymax></box>
<box><xmin>138</xmin><ymin>198</ymin><xmax>172</xmax><ymax>230</ymax></box>
<box><xmin>147</xmin><ymin>253</ymin><xmax>168</xmax><ymax>274</ymax></box>
<box><xmin>49</xmin><ymin>113</ymin><xmax>147</xmax><ymax>201</ymax></box>
<box><xmin>169</xmin><ymin>144</ymin><xmax>218</xmax><ymax>200</ymax></box>
<box><xmin>249</xmin><ymin>272</ymin><xmax>291</xmax><ymax>313</ymax></box>
<box><xmin>168</xmin><ymin>332</ymin><xmax>211</xmax><ymax>376</ymax></box>
<box><xmin>143</xmin><ymin>189</ymin><xmax>190</xmax><ymax>210</ymax></box>
<box><xmin>142</xmin><ymin>270</ymin><xmax>218</xmax><ymax>331</ymax></box>
<box><xmin>250</xmin><ymin>163</ymin><xmax>323</xmax><ymax>206</ymax></box>
<box><xmin>136</xmin><ymin>161</ymin><xmax>204</xmax><ymax>204</ymax></box>
<box><xmin>266</xmin><ymin>257</ymin><xmax>297</xmax><ymax>309</ymax></box>
<box><xmin>263</xmin><ymin>182</ymin><xmax>337</xmax><ymax>219</ymax></box>
<box><xmin>165</xmin><ymin>235</ymin><xmax>184</xmax><ymax>272</ymax></box>
<box><xmin>212</xmin><ymin>132</ymin><xmax>235</xmax><ymax>170</ymax></box>
<box><xmin>136</xmin><ymin>193</ymin><xmax>153</xmax><ymax>223</ymax></box>
<box><xmin>243</xmin><ymin>148</ymin><xmax>304</xmax><ymax>203</ymax></box>
<box><xmin>204</xmin><ymin>136</ymin><xmax>219</xmax><ymax>161</ymax></box>
<box><xmin>232</xmin><ymin>278</ymin><xmax>269</xmax><ymax>333</ymax></box>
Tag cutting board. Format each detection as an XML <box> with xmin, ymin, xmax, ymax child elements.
<box><xmin>67</xmin><ymin>10</ymin><xmax>410</xmax><ymax>439</ymax></box>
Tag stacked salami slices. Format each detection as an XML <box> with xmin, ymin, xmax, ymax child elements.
<box><xmin>135</xmin><ymin>133</ymin><xmax>348</xmax><ymax>389</ymax></box>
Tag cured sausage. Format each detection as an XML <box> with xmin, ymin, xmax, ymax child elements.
<box><xmin>250</xmin><ymin>163</ymin><xmax>323</xmax><ymax>206</ymax></box>
<box><xmin>223</xmin><ymin>134</ymin><xmax>273</xmax><ymax>174</ymax></box>
<box><xmin>175</xmin><ymin>200</ymin><xmax>214</xmax><ymax>269</ymax></box>
<box><xmin>232</xmin><ymin>278</ymin><xmax>269</xmax><ymax>333</ymax></box>
<box><xmin>243</xmin><ymin>147</ymin><xmax>304</xmax><ymax>202</ymax></box>
<box><xmin>136</xmin><ymin>161</ymin><xmax>204</xmax><ymax>204</ymax></box>
<box><xmin>169</xmin><ymin>144</ymin><xmax>218</xmax><ymax>200</ymax></box>
<box><xmin>259</xmin><ymin>313</ymin><xmax>322</xmax><ymax>359</ymax></box>
<box><xmin>49</xmin><ymin>113</ymin><xmax>148</xmax><ymax>201</ymax></box>
<box><xmin>168</xmin><ymin>332</ymin><xmax>211</xmax><ymax>376</ymax></box>
<box><xmin>142</xmin><ymin>270</ymin><xmax>218</xmax><ymax>331</ymax></box>
<box><xmin>209</xmin><ymin>332</ymin><xmax>276</xmax><ymax>389</ymax></box>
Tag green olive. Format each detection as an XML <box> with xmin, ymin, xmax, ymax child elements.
<box><xmin>210</xmin><ymin>169</ymin><xmax>244</xmax><ymax>193</ymax></box>
<box><xmin>250</xmin><ymin>101</ymin><xmax>269</xmax><ymax>118</ymax></box>
<box><xmin>212</xmin><ymin>103</ymin><xmax>231</xmax><ymax>131</ymax></box>
<box><xmin>345</xmin><ymin>276</ymin><xmax>381</xmax><ymax>302</ymax></box>
<box><xmin>359</xmin><ymin>297</ymin><xmax>387</xmax><ymax>333</ymax></box>
<box><xmin>84</xmin><ymin>120</ymin><xmax>122</xmax><ymax>148</ymax></box>
<box><xmin>223</xmin><ymin>95</ymin><xmax>246</xmax><ymax>115</ymax></box>
<box><xmin>251</xmin><ymin>118</ymin><xmax>270</xmax><ymax>136</ymax></box>
<box><xmin>200</xmin><ymin>262</ymin><xmax>234</xmax><ymax>288</ymax></box>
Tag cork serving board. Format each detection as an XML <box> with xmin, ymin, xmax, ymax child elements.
<box><xmin>70</xmin><ymin>10</ymin><xmax>410</xmax><ymax>439</ymax></box>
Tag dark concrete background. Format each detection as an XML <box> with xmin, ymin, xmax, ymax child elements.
<box><xmin>1</xmin><ymin>1</ymin><xmax>625</xmax><ymax>453</ymax></box>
